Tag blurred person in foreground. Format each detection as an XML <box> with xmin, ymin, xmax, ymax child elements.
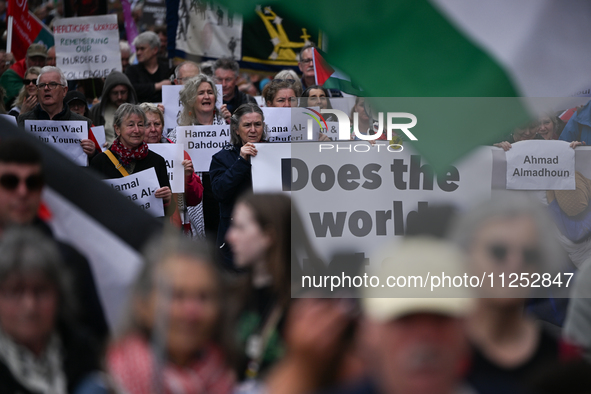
<box><xmin>107</xmin><ymin>234</ymin><xmax>235</xmax><ymax>394</ymax></box>
<box><xmin>451</xmin><ymin>194</ymin><xmax>578</xmax><ymax>394</ymax></box>
<box><xmin>0</xmin><ymin>227</ymin><xmax>102</xmax><ymax>393</ymax></box>
<box><xmin>261</xmin><ymin>237</ymin><xmax>474</xmax><ymax>394</ymax></box>
<box><xmin>226</xmin><ymin>193</ymin><xmax>293</xmax><ymax>380</ymax></box>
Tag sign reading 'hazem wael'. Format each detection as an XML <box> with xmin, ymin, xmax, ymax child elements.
<box><xmin>24</xmin><ymin>120</ymin><xmax>88</xmax><ymax>166</ymax></box>
<box><xmin>53</xmin><ymin>14</ymin><xmax>121</xmax><ymax>80</ymax></box>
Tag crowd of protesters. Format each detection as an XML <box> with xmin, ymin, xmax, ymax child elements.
<box><xmin>0</xmin><ymin>6</ymin><xmax>591</xmax><ymax>394</ymax></box>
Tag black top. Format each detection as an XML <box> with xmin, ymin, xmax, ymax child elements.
<box><xmin>466</xmin><ymin>327</ymin><xmax>562</xmax><ymax>394</ymax></box>
<box><xmin>224</xmin><ymin>87</ymin><xmax>257</xmax><ymax>114</ymax></box>
<box><xmin>125</xmin><ymin>60</ymin><xmax>172</xmax><ymax>103</ymax></box>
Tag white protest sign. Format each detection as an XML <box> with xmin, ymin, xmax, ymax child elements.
<box><xmin>0</xmin><ymin>114</ymin><xmax>16</xmax><ymax>125</ymax></box>
<box><xmin>262</xmin><ymin>107</ymin><xmax>321</xmax><ymax>142</ymax></box>
<box><xmin>148</xmin><ymin>143</ymin><xmax>185</xmax><ymax>193</ymax></box>
<box><xmin>104</xmin><ymin>167</ymin><xmax>164</xmax><ymax>217</ymax></box>
<box><xmin>162</xmin><ymin>84</ymin><xmax>224</xmax><ymax>140</ymax></box>
<box><xmin>262</xmin><ymin>107</ymin><xmax>291</xmax><ymax>142</ymax></box>
<box><xmin>252</xmin><ymin>141</ymin><xmax>493</xmax><ymax>267</ymax></box>
<box><xmin>54</xmin><ymin>15</ymin><xmax>121</xmax><ymax>80</ymax></box>
<box><xmin>216</xmin><ymin>84</ymin><xmax>223</xmax><ymax>110</ymax></box>
<box><xmin>506</xmin><ymin>140</ymin><xmax>575</xmax><ymax>190</ymax></box>
<box><xmin>163</xmin><ymin>85</ymin><xmax>183</xmax><ymax>139</ymax></box>
<box><xmin>24</xmin><ymin>120</ymin><xmax>88</xmax><ymax>166</ymax></box>
<box><xmin>91</xmin><ymin>126</ymin><xmax>106</xmax><ymax>152</ymax></box>
<box><xmin>251</xmin><ymin>143</ymin><xmax>291</xmax><ymax>194</ymax></box>
<box><xmin>176</xmin><ymin>124</ymin><xmax>232</xmax><ymax>172</ymax></box>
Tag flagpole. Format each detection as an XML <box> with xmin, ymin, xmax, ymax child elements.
<box><xmin>6</xmin><ymin>16</ymin><xmax>12</xmax><ymax>54</ymax></box>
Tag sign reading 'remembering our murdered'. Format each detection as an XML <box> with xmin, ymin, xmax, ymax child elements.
<box><xmin>104</xmin><ymin>168</ymin><xmax>164</xmax><ymax>217</ymax></box>
<box><xmin>176</xmin><ymin>125</ymin><xmax>231</xmax><ymax>172</ymax></box>
<box><xmin>53</xmin><ymin>15</ymin><xmax>121</xmax><ymax>80</ymax></box>
<box><xmin>148</xmin><ymin>143</ymin><xmax>185</xmax><ymax>193</ymax></box>
<box><xmin>505</xmin><ymin>140</ymin><xmax>575</xmax><ymax>190</ymax></box>
<box><xmin>24</xmin><ymin>120</ymin><xmax>88</xmax><ymax>166</ymax></box>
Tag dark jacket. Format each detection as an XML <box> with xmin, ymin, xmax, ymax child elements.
<box><xmin>18</xmin><ymin>103</ymin><xmax>93</xmax><ymax>130</ymax></box>
<box><xmin>224</xmin><ymin>87</ymin><xmax>257</xmax><ymax>114</ymax></box>
<box><xmin>90</xmin><ymin>147</ymin><xmax>171</xmax><ymax>215</ymax></box>
<box><xmin>125</xmin><ymin>60</ymin><xmax>171</xmax><ymax>103</ymax></box>
<box><xmin>89</xmin><ymin>71</ymin><xmax>138</xmax><ymax>128</ymax></box>
<box><xmin>209</xmin><ymin>144</ymin><xmax>252</xmax><ymax>261</ymax></box>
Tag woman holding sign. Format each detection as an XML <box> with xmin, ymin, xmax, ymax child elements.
<box><xmin>210</xmin><ymin>103</ymin><xmax>266</xmax><ymax>269</ymax></box>
<box><xmin>90</xmin><ymin>103</ymin><xmax>174</xmax><ymax>217</ymax></box>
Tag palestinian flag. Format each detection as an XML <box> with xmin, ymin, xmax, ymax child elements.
<box><xmin>219</xmin><ymin>0</ymin><xmax>591</xmax><ymax>170</ymax></box>
<box><xmin>313</xmin><ymin>48</ymin><xmax>362</xmax><ymax>96</ymax></box>
<box><xmin>7</xmin><ymin>0</ymin><xmax>54</xmax><ymax>60</ymax></box>
<box><xmin>0</xmin><ymin>118</ymin><xmax>163</xmax><ymax>329</ymax></box>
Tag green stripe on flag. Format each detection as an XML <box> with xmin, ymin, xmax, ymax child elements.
<box><xmin>220</xmin><ymin>0</ymin><xmax>529</xmax><ymax>170</ymax></box>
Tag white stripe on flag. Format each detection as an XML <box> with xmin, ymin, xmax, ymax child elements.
<box><xmin>43</xmin><ymin>187</ymin><xmax>143</xmax><ymax>330</ymax></box>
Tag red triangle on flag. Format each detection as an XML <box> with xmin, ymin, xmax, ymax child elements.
<box><xmin>313</xmin><ymin>48</ymin><xmax>335</xmax><ymax>86</ymax></box>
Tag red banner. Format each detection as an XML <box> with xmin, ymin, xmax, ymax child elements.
<box><xmin>8</xmin><ymin>0</ymin><xmax>43</xmax><ymax>60</ymax></box>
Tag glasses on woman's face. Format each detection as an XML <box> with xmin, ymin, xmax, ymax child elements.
<box><xmin>23</xmin><ymin>79</ymin><xmax>37</xmax><ymax>86</ymax></box>
<box><xmin>485</xmin><ymin>243</ymin><xmax>540</xmax><ymax>265</ymax></box>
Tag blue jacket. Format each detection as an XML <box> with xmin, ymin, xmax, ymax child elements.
<box><xmin>209</xmin><ymin>144</ymin><xmax>252</xmax><ymax>252</ymax></box>
<box><xmin>559</xmin><ymin>101</ymin><xmax>591</xmax><ymax>144</ymax></box>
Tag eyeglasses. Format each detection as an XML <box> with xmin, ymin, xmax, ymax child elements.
<box><xmin>300</xmin><ymin>58</ymin><xmax>313</xmax><ymax>64</ymax></box>
<box><xmin>37</xmin><ymin>82</ymin><xmax>64</xmax><ymax>90</ymax></box>
<box><xmin>0</xmin><ymin>173</ymin><xmax>44</xmax><ymax>191</ymax></box>
<box><xmin>23</xmin><ymin>79</ymin><xmax>37</xmax><ymax>86</ymax></box>
<box><xmin>487</xmin><ymin>244</ymin><xmax>540</xmax><ymax>265</ymax></box>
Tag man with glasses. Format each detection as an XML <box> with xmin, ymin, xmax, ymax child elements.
<box><xmin>298</xmin><ymin>44</ymin><xmax>342</xmax><ymax>97</ymax></box>
<box><xmin>89</xmin><ymin>71</ymin><xmax>138</xmax><ymax>147</ymax></box>
<box><xmin>17</xmin><ymin>66</ymin><xmax>97</xmax><ymax>159</ymax></box>
<box><xmin>0</xmin><ymin>43</ymin><xmax>47</xmax><ymax>108</ymax></box>
<box><xmin>0</xmin><ymin>138</ymin><xmax>108</xmax><ymax>344</ymax></box>
<box><xmin>213</xmin><ymin>57</ymin><xmax>256</xmax><ymax>114</ymax></box>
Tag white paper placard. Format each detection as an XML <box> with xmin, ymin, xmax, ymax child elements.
<box><xmin>24</xmin><ymin>120</ymin><xmax>88</xmax><ymax>166</ymax></box>
<box><xmin>176</xmin><ymin>124</ymin><xmax>232</xmax><ymax>172</ymax></box>
<box><xmin>91</xmin><ymin>126</ymin><xmax>106</xmax><ymax>151</ymax></box>
<box><xmin>506</xmin><ymin>140</ymin><xmax>575</xmax><ymax>190</ymax></box>
<box><xmin>148</xmin><ymin>143</ymin><xmax>185</xmax><ymax>193</ymax></box>
<box><xmin>103</xmin><ymin>167</ymin><xmax>164</xmax><ymax>217</ymax></box>
<box><xmin>53</xmin><ymin>15</ymin><xmax>121</xmax><ymax>80</ymax></box>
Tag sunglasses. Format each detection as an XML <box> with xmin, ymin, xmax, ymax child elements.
<box><xmin>487</xmin><ymin>244</ymin><xmax>540</xmax><ymax>265</ymax></box>
<box><xmin>0</xmin><ymin>173</ymin><xmax>44</xmax><ymax>191</ymax></box>
<box><xmin>23</xmin><ymin>79</ymin><xmax>37</xmax><ymax>86</ymax></box>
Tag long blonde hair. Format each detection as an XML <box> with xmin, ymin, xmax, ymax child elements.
<box><xmin>14</xmin><ymin>67</ymin><xmax>41</xmax><ymax>109</ymax></box>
